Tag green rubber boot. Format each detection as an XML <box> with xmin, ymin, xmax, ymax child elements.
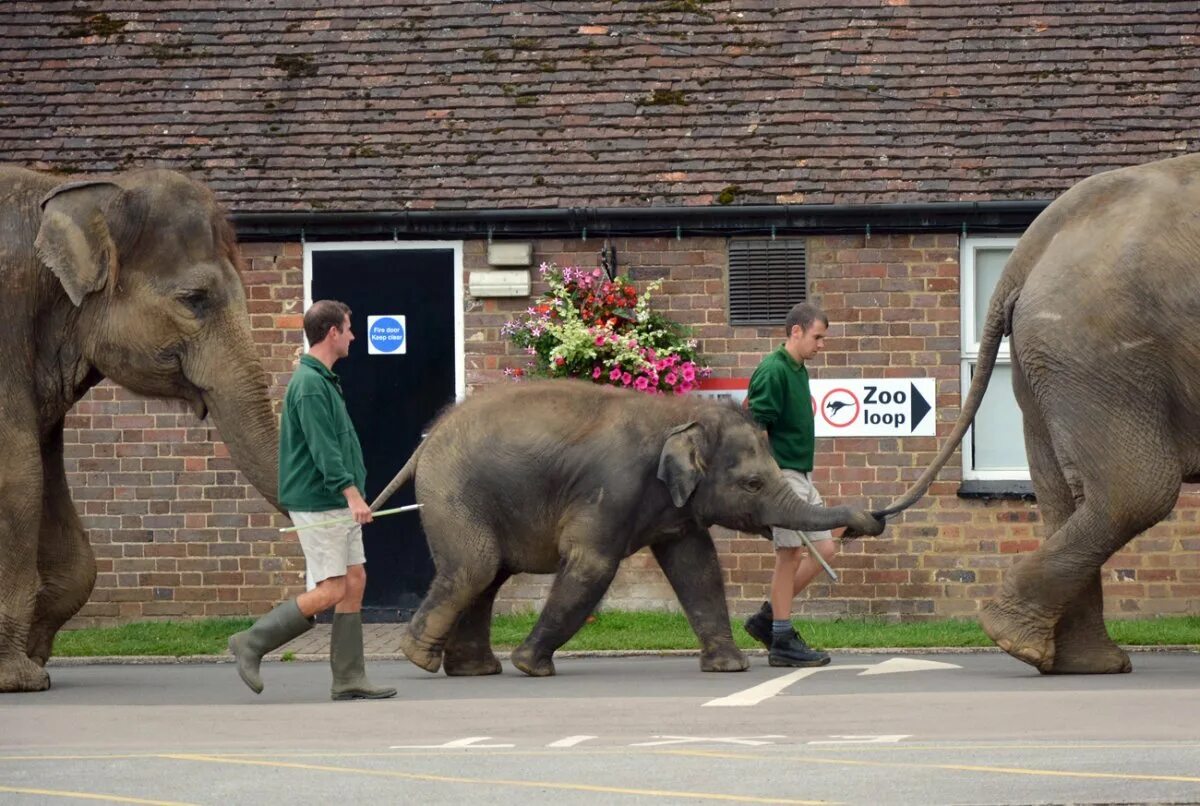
<box><xmin>228</xmin><ymin>600</ymin><xmax>313</xmax><ymax>694</ymax></box>
<box><xmin>330</xmin><ymin>612</ymin><xmax>397</xmax><ymax>701</ymax></box>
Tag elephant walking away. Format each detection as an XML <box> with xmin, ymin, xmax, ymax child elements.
<box><xmin>371</xmin><ymin>380</ymin><xmax>885</xmax><ymax>678</ymax></box>
<box><xmin>0</xmin><ymin>168</ymin><xmax>280</xmax><ymax>692</ymax></box>
<box><xmin>878</xmin><ymin>153</ymin><xmax>1200</xmax><ymax>674</ymax></box>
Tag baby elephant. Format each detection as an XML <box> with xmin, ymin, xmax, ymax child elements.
<box><xmin>372</xmin><ymin>380</ymin><xmax>884</xmax><ymax>677</ymax></box>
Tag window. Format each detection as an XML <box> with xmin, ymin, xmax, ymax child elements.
<box><xmin>960</xmin><ymin>236</ymin><xmax>1030</xmax><ymax>481</ymax></box>
<box><xmin>727</xmin><ymin>238</ymin><xmax>807</xmax><ymax>325</ymax></box>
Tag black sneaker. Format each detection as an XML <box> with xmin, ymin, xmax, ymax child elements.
<box><xmin>768</xmin><ymin>629</ymin><xmax>831</xmax><ymax>667</ymax></box>
<box><xmin>743</xmin><ymin>601</ymin><xmax>774</xmax><ymax>649</ymax></box>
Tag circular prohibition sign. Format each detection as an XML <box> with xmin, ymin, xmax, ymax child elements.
<box><xmin>820</xmin><ymin>387</ymin><xmax>861</xmax><ymax>428</ymax></box>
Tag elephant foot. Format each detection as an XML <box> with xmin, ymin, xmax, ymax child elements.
<box><xmin>980</xmin><ymin>598</ymin><xmax>1056</xmax><ymax>672</ymax></box>
<box><xmin>700</xmin><ymin>647</ymin><xmax>750</xmax><ymax>672</ymax></box>
<box><xmin>0</xmin><ymin>655</ymin><xmax>51</xmax><ymax>693</ymax></box>
<box><xmin>1044</xmin><ymin>632</ymin><xmax>1132</xmax><ymax>675</ymax></box>
<box><xmin>443</xmin><ymin>649</ymin><xmax>502</xmax><ymax>677</ymax></box>
<box><xmin>511</xmin><ymin>642</ymin><xmax>556</xmax><ymax>677</ymax></box>
<box><xmin>398</xmin><ymin>628</ymin><xmax>443</xmax><ymax>674</ymax></box>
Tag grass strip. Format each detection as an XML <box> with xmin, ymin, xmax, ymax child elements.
<box><xmin>52</xmin><ymin>612</ymin><xmax>1200</xmax><ymax>657</ymax></box>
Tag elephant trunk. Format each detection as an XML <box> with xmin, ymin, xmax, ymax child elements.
<box><xmin>762</xmin><ymin>479</ymin><xmax>883</xmax><ymax>536</ymax></box>
<box><xmin>203</xmin><ymin>382</ymin><xmax>280</xmax><ymax>511</ymax></box>
<box><xmin>187</xmin><ymin>327</ymin><xmax>280</xmax><ymax>511</ymax></box>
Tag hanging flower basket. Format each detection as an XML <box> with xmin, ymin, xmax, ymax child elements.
<box><xmin>500</xmin><ymin>263</ymin><xmax>710</xmax><ymax>395</ymax></box>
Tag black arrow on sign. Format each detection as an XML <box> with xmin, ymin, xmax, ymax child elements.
<box><xmin>910</xmin><ymin>383</ymin><xmax>931</xmax><ymax>432</ymax></box>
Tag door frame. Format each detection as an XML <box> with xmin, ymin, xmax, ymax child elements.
<box><xmin>302</xmin><ymin>240</ymin><xmax>466</xmax><ymax>401</ymax></box>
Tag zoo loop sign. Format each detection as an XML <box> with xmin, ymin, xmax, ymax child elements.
<box><xmin>809</xmin><ymin>379</ymin><xmax>935</xmax><ymax>437</ymax></box>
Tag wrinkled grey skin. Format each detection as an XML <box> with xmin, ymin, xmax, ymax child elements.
<box><xmin>879</xmin><ymin>153</ymin><xmax>1200</xmax><ymax>675</ymax></box>
<box><xmin>0</xmin><ymin>167</ymin><xmax>280</xmax><ymax>693</ymax></box>
<box><xmin>372</xmin><ymin>380</ymin><xmax>885</xmax><ymax>678</ymax></box>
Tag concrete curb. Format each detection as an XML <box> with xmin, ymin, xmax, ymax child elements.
<box><xmin>46</xmin><ymin>644</ymin><xmax>1199</xmax><ymax>667</ymax></box>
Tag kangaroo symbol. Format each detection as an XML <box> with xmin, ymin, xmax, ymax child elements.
<box><xmin>826</xmin><ymin>400</ymin><xmax>852</xmax><ymax>417</ymax></box>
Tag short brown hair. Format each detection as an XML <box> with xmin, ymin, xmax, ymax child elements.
<box><xmin>304</xmin><ymin>300</ymin><xmax>351</xmax><ymax>345</ymax></box>
<box><xmin>784</xmin><ymin>302</ymin><xmax>828</xmax><ymax>336</ymax></box>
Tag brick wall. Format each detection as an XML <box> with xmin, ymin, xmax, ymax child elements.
<box><xmin>67</xmin><ymin>234</ymin><xmax>1200</xmax><ymax>625</ymax></box>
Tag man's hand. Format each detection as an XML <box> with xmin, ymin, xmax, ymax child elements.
<box><xmin>344</xmin><ymin>487</ymin><xmax>374</xmax><ymax>525</ymax></box>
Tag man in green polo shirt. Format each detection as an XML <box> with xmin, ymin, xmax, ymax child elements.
<box><xmin>744</xmin><ymin>302</ymin><xmax>836</xmax><ymax>667</ymax></box>
<box><xmin>229</xmin><ymin>299</ymin><xmax>395</xmax><ymax>700</ymax></box>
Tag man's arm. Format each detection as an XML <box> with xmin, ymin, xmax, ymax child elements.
<box><xmin>747</xmin><ymin>364</ymin><xmax>786</xmax><ymax>430</ymax></box>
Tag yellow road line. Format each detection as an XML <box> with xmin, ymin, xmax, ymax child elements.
<box><xmin>163</xmin><ymin>753</ymin><xmax>834</xmax><ymax>805</ymax></box>
<box><xmin>0</xmin><ymin>784</ymin><xmax>195</xmax><ymax>805</ymax></box>
<box><xmin>658</xmin><ymin>749</ymin><xmax>1200</xmax><ymax>785</ymax></box>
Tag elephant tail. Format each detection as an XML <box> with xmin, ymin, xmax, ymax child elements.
<box><xmin>874</xmin><ymin>276</ymin><xmax>1019</xmax><ymax>518</ymax></box>
<box><xmin>369</xmin><ymin>439</ymin><xmax>425</xmax><ymax>512</ymax></box>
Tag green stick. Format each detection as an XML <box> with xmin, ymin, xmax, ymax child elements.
<box><xmin>278</xmin><ymin>504</ymin><xmax>423</xmax><ymax>533</ymax></box>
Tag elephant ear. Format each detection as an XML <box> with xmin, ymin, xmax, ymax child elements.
<box><xmin>34</xmin><ymin>180</ymin><xmax>123</xmax><ymax>307</ymax></box>
<box><xmin>656</xmin><ymin>421</ymin><xmax>708</xmax><ymax>508</ymax></box>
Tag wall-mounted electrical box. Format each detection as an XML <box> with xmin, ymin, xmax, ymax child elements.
<box><xmin>468</xmin><ymin>269</ymin><xmax>531</xmax><ymax>298</ymax></box>
<box><xmin>486</xmin><ymin>242</ymin><xmax>534</xmax><ymax>266</ymax></box>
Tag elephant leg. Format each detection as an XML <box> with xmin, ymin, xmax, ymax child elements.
<box><xmin>1010</xmin><ymin>391</ymin><xmax>1130</xmax><ymax>675</ymax></box>
<box><xmin>27</xmin><ymin>429</ymin><xmax>96</xmax><ymax>666</ymax></box>
<box><xmin>0</xmin><ymin>435</ymin><xmax>50</xmax><ymax>693</ymax></box>
<box><xmin>442</xmin><ymin>570</ymin><xmax>510</xmax><ymax>677</ymax></box>
<box><xmin>651</xmin><ymin>528</ymin><xmax>748</xmax><ymax>673</ymax></box>
<box><xmin>982</xmin><ymin>392</ymin><xmax>1177</xmax><ymax>674</ymax></box>
<box><xmin>511</xmin><ymin>543</ymin><xmax>618</xmax><ymax>677</ymax></box>
<box><xmin>399</xmin><ymin>515</ymin><xmax>501</xmax><ymax>674</ymax></box>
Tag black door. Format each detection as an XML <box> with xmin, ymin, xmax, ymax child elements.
<box><xmin>310</xmin><ymin>246</ymin><xmax>457</xmax><ymax>621</ymax></box>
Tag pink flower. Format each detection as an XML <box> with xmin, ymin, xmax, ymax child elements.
<box><xmin>621</xmin><ymin>372</ymin><xmax>633</xmax><ymax>386</ymax></box>
<box><xmin>664</xmin><ymin>371</ymin><xmax>678</xmax><ymax>386</ymax></box>
<box><xmin>609</xmin><ymin>367</ymin><xmax>622</xmax><ymax>381</ymax></box>
<box><xmin>592</xmin><ymin>366</ymin><xmax>602</xmax><ymax>379</ymax></box>
<box><xmin>679</xmin><ymin>381</ymin><xmax>693</xmax><ymax>394</ymax></box>
<box><xmin>594</xmin><ymin>335</ymin><xmax>606</xmax><ymax>346</ymax></box>
<box><xmin>634</xmin><ymin>376</ymin><xmax>650</xmax><ymax>391</ymax></box>
<box><xmin>681</xmin><ymin>364</ymin><xmax>696</xmax><ymax>382</ymax></box>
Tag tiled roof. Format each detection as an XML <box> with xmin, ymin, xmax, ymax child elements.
<box><xmin>2</xmin><ymin>1</ymin><xmax>1197</xmax><ymax>212</ymax></box>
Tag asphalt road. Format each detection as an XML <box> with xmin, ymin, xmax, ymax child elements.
<box><xmin>3</xmin><ymin>651</ymin><xmax>1199</xmax><ymax>805</ymax></box>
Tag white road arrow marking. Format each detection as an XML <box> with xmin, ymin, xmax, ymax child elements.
<box><xmin>630</xmin><ymin>735</ymin><xmax>787</xmax><ymax>747</ymax></box>
<box><xmin>807</xmin><ymin>735</ymin><xmax>911</xmax><ymax>745</ymax></box>
<box><xmin>547</xmin><ymin>735</ymin><xmax>598</xmax><ymax>748</ymax></box>
<box><xmin>389</xmin><ymin>736</ymin><xmax>515</xmax><ymax>749</ymax></box>
<box><xmin>703</xmin><ymin>658</ymin><xmax>962</xmax><ymax>707</ymax></box>
<box><xmin>855</xmin><ymin>657</ymin><xmax>962</xmax><ymax>676</ymax></box>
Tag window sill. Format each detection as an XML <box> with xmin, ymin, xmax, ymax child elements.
<box><xmin>957</xmin><ymin>480</ymin><xmax>1036</xmax><ymax>501</ymax></box>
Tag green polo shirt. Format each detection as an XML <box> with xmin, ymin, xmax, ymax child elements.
<box><xmin>278</xmin><ymin>354</ymin><xmax>368</xmax><ymax>512</ymax></box>
<box><xmin>747</xmin><ymin>345</ymin><xmax>816</xmax><ymax>473</ymax></box>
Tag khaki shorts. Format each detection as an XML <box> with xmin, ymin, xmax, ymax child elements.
<box><xmin>289</xmin><ymin>508</ymin><xmax>366</xmax><ymax>584</ymax></box>
<box><xmin>771</xmin><ymin>469</ymin><xmax>834</xmax><ymax>549</ymax></box>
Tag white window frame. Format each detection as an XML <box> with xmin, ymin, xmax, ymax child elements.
<box><xmin>960</xmin><ymin>235</ymin><xmax>1030</xmax><ymax>481</ymax></box>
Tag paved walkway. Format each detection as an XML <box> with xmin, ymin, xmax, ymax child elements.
<box><xmin>276</xmin><ymin>622</ymin><xmax>409</xmax><ymax>659</ymax></box>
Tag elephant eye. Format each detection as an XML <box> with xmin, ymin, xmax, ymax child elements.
<box><xmin>178</xmin><ymin>288</ymin><xmax>210</xmax><ymax>316</ymax></box>
<box><xmin>742</xmin><ymin>476</ymin><xmax>764</xmax><ymax>493</ymax></box>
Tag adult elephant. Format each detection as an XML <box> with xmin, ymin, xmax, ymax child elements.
<box><xmin>371</xmin><ymin>380</ymin><xmax>885</xmax><ymax>678</ymax></box>
<box><xmin>878</xmin><ymin>153</ymin><xmax>1200</xmax><ymax>674</ymax></box>
<box><xmin>0</xmin><ymin>167</ymin><xmax>280</xmax><ymax>692</ymax></box>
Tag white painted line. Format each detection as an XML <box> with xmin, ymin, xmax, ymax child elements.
<box><xmin>807</xmin><ymin>735</ymin><xmax>911</xmax><ymax>745</ymax></box>
<box><xmin>702</xmin><ymin>667</ymin><xmax>830</xmax><ymax>707</ymax></box>
<box><xmin>630</xmin><ymin>735</ymin><xmax>787</xmax><ymax>747</ymax></box>
<box><xmin>389</xmin><ymin>737</ymin><xmax>515</xmax><ymax>749</ymax></box>
<box><xmin>547</xmin><ymin>735</ymin><xmax>598</xmax><ymax>748</ymax></box>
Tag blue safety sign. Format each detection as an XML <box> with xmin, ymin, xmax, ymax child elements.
<box><xmin>367</xmin><ymin>315</ymin><xmax>407</xmax><ymax>355</ymax></box>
